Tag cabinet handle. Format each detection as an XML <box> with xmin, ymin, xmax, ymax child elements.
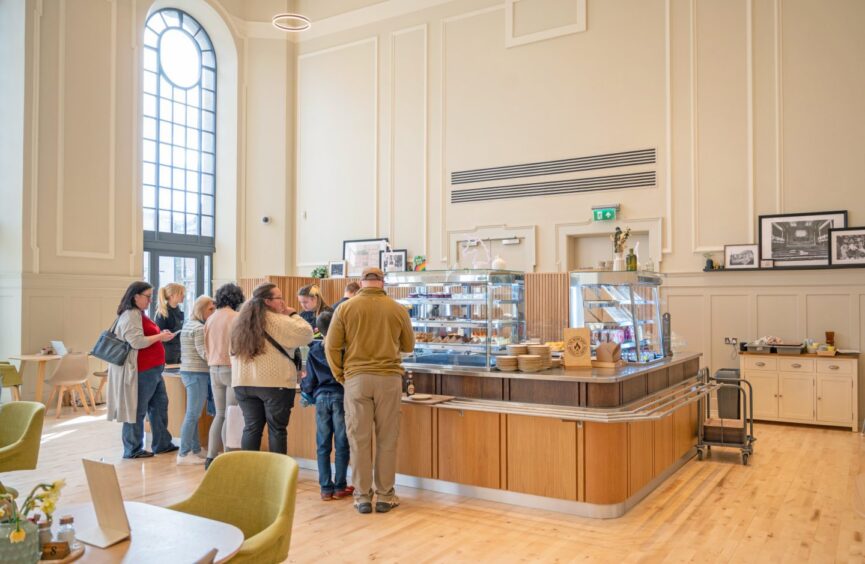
<box><xmin>756</xmin><ymin>362</ymin><xmax>766</xmax><ymax>367</ymax></box>
<box><xmin>828</xmin><ymin>365</ymin><xmax>840</xmax><ymax>370</ymax></box>
<box><xmin>774</xmin><ymin>394</ymin><xmax>778</xmax><ymax>398</ymax></box>
<box><xmin>818</xmin><ymin>397</ymin><xmax>822</xmax><ymax>400</ymax></box>
<box><xmin>791</xmin><ymin>363</ymin><xmax>802</xmax><ymax>368</ymax></box>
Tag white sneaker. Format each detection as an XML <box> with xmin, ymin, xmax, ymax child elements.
<box><xmin>176</xmin><ymin>454</ymin><xmax>205</xmax><ymax>466</ymax></box>
<box><xmin>194</xmin><ymin>450</ymin><xmax>208</xmax><ymax>459</ymax></box>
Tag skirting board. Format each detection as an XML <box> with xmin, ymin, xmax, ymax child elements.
<box><xmin>292</xmin><ymin>447</ymin><xmax>698</xmax><ymax>519</ymax></box>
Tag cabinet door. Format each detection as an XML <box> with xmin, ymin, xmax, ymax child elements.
<box><xmin>437</xmin><ymin>409</ymin><xmax>500</xmax><ymax>489</ymax></box>
<box><xmin>397</xmin><ymin>403</ymin><xmax>435</xmax><ymax>478</ymax></box>
<box><xmin>506</xmin><ymin>415</ymin><xmax>577</xmax><ymax>500</ymax></box>
<box><xmin>778</xmin><ymin>373</ymin><xmax>815</xmax><ymax>422</ymax></box>
<box><xmin>745</xmin><ymin>372</ymin><xmax>779</xmax><ymax>419</ymax></box>
<box><xmin>816</xmin><ymin>374</ymin><xmax>853</xmax><ymax>425</ymax></box>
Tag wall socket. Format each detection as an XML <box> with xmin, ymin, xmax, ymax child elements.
<box><xmin>723</xmin><ymin>337</ymin><xmax>739</xmax><ymax>345</ymax></box>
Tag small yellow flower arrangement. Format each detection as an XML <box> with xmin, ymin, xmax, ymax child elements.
<box><xmin>0</xmin><ymin>480</ymin><xmax>65</xmax><ymax>544</ymax></box>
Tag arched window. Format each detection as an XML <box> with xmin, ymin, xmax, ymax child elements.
<box><xmin>142</xmin><ymin>8</ymin><xmax>216</xmax><ymax>311</ymax></box>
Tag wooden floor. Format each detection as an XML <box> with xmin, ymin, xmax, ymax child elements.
<box><xmin>4</xmin><ymin>405</ymin><xmax>865</xmax><ymax>563</ymax></box>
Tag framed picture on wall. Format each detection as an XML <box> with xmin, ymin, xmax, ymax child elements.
<box><xmin>828</xmin><ymin>227</ymin><xmax>865</xmax><ymax>268</ymax></box>
<box><xmin>724</xmin><ymin>244</ymin><xmax>759</xmax><ymax>270</ymax></box>
<box><xmin>759</xmin><ymin>211</ymin><xmax>847</xmax><ymax>267</ymax></box>
<box><xmin>328</xmin><ymin>260</ymin><xmax>347</xmax><ymax>278</ymax></box>
<box><xmin>380</xmin><ymin>249</ymin><xmax>408</xmax><ymax>273</ymax></box>
<box><xmin>343</xmin><ymin>238</ymin><xmax>389</xmax><ymax>277</ymax></box>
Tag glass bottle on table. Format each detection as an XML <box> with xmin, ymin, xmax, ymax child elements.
<box><xmin>626</xmin><ymin>248</ymin><xmax>637</xmax><ymax>271</ymax></box>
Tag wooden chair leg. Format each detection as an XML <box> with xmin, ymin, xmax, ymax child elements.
<box><xmin>85</xmin><ymin>384</ymin><xmax>97</xmax><ymax>412</ymax></box>
<box><xmin>77</xmin><ymin>385</ymin><xmax>92</xmax><ymax>414</ymax></box>
<box><xmin>12</xmin><ymin>386</ymin><xmax>21</xmax><ymax>401</ymax></box>
<box><xmin>55</xmin><ymin>386</ymin><xmax>65</xmax><ymax>418</ymax></box>
<box><xmin>97</xmin><ymin>379</ymin><xmax>107</xmax><ymax>404</ymax></box>
<box><xmin>70</xmin><ymin>388</ymin><xmax>78</xmax><ymax>413</ymax></box>
<box><xmin>47</xmin><ymin>385</ymin><xmax>58</xmax><ymax>407</ymax></box>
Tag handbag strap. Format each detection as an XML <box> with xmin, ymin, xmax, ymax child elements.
<box><xmin>108</xmin><ymin>314</ymin><xmax>122</xmax><ymax>334</ymax></box>
<box><xmin>265</xmin><ymin>332</ymin><xmax>295</xmax><ymax>360</ymax></box>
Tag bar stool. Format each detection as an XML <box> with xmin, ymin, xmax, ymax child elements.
<box><xmin>92</xmin><ymin>370</ymin><xmax>108</xmax><ymax>404</ymax></box>
<box><xmin>0</xmin><ymin>361</ymin><xmax>23</xmax><ymax>401</ymax></box>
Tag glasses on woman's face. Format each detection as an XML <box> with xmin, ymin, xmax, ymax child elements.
<box><xmin>139</xmin><ymin>293</ymin><xmax>153</xmax><ymax>301</ymax></box>
<box><xmin>266</xmin><ymin>295</ymin><xmax>284</xmax><ymax>302</ymax></box>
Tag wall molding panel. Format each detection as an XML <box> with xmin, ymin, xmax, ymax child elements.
<box><xmin>504</xmin><ymin>0</ymin><xmax>586</xmax><ymax>48</ymax></box>
<box><xmin>29</xmin><ymin>0</ymin><xmax>44</xmax><ymax>273</ymax></box>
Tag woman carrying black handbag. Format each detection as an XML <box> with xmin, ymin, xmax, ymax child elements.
<box><xmin>107</xmin><ymin>281</ymin><xmax>178</xmax><ymax>458</ymax></box>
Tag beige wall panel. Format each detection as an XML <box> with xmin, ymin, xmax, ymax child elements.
<box><xmin>244</xmin><ymin>38</ymin><xmax>289</xmax><ymax>277</ymax></box>
<box><xmin>391</xmin><ymin>26</ymin><xmax>427</xmax><ymax>258</ymax></box>
<box><xmin>710</xmin><ymin>295</ymin><xmax>750</xmax><ymax>371</ymax></box>
<box><xmin>806</xmin><ymin>294</ymin><xmax>852</xmax><ymax>349</ymax></box>
<box><xmin>60</xmin><ymin>0</ymin><xmax>113</xmax><ymax>255</ymax></box>
<box><xmin>513</xmin><ymin>0</ymin><xmax>579</xmax><ymax>37</ymax></box>
<box><xmin>693</xmin><ymin>0</ymin><xmax>750</xmax><ymax>249</ymax></box>
<box><xmin>780</xmin><ymin>0</ymin><xmax>865</xmax><ymax>214</ymax></box>
<box><xmin>26</xmin><ymin>295</ymin><xmax>64</xmax><ymax>355</ymax></box>
<box><xmin>444</xmin><ymin>2</ymin><xmax>666</xmax><ymax>268</ymax></box>
<box><xmin>296</xmin><ymin>39</ymin><xmax>377</xmax><ymax>267</ymax></box>
<box><xmin>64</xmin><ymin>296</ymin><xmax>104</xmax><ymax>355</ymax></box>
<box><xmin>0</xmin><ymin>293</ymin><xmax>21</xmax><ymax>359</ymax></box>
<box><xmin>756</xmin><ymin>294</ymin><xmax>799</xmax><ymax>343</ymax></box>
<box><xmin>667</xmin><ymin>294</ymin><xmax>704</xmax><ymax>354</ymax></box>
<box><xmin>859</xmin><ymin>295</ymin><xmax>865</xmax><ymax>432</ymax></box>
<box><xmin>751</xmin><ymin>0</ymin><xmax>779</xmax><ymax>218</ymax></box>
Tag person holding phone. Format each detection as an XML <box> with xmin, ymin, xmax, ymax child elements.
<box><xmin>108</xmin><ymin>281</ymin><xmax>179</xmax><ymax>459</ymax></box>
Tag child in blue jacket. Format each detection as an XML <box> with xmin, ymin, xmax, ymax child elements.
<box><xmin>300</xmin><ymin>310</ymin><xmax>353</xmax><ymax>500</ymax></box>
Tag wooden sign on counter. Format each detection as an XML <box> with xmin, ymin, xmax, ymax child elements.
<box><xmin>563</xmin><ymin>328</ymin><xmax>592</xmax><ymax>367</ymax></box>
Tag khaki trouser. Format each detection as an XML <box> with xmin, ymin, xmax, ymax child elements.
<box><xmin>343</xmin><ymin>373</ymin><xmax>402</xmax><ymax>503</ymax></box>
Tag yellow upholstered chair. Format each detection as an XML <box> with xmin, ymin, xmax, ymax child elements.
<box><xmin>168</xmin><ymin>451</ymin><xmax>299</xmax><ymax>563</ymax></box>
<box><xmin>0</xmin><ymin>361</ymin><xmax>23</xmax><ymax>401</ymax></box>
<box><xmin>0</xmin><ymin>401</ymin><xmax>46</xmax><ymax>472</ymax></box>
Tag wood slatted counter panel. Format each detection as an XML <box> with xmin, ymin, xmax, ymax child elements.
<box><xmin>524</xmin><ymin>272</ymin><xmax>569</xmax><ymax>343</ymax></box>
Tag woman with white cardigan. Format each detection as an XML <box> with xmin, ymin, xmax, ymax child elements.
<box><xmin>107</xmin><ymin>281</ymin><xmax>178</xmax><ymax>458</ymax></box>
<box><xmin>230</xmin><ymin>283</ymin><xmax>313</xmax><ymax>454</ymax></box>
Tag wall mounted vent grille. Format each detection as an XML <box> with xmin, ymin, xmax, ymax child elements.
<box><xmin>451</xmin><ymin>148</ymin><xmax>655</xmax><ymax>185</ymax></box>
<box><xmin>451</xmin><ymin>171</ymin><xmax>656</xmax><ymax>204</ymax></box>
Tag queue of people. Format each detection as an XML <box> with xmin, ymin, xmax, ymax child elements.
<box><xmin>106</xmin><ymin>274</ymin><xmax>413</xmax><ymax>514</ymax></box>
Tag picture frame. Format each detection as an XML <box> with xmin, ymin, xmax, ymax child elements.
<box><xmin>328</xmin><ymin>260</ymin><xmax>347</xmax><ymax>278</ymax></box>
<box><xmin>724</xmin><ymin>244</ymin><xmax>759</xmax><ymax>270</ymax></box>
<box><xmin>760</xmin><ymin>260</ymin><xmax>774</xmax><ymax>269</ymax></box>
<box><xmin>829</xmin><ymin>227</ymin><xmax>865</xmax><ymax>268</ymax></box>
<box><xmin>380</xmin><ymin>249</ymin><xmax>408</xmax><ymax>273</ymax></box>
<box><xmin>343</xmin><ymin>238</ymin><xmax>389</xmax><ymax>277</ymax></box>
<box><xmin>758</xmin><ymin>211</ymin><xmax>847</xmax><ymax>267</ymax></box>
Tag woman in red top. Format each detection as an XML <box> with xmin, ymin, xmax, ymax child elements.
<box><xmin>107</xmin><ymin>281</ymin><xmax>178</xmax><ymax>458</ymax></box>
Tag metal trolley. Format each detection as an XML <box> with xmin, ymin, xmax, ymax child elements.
<box><xmin>695</xmin><ymin>371</ymin><xmax>756</xmax><ymax>465</ymax></box>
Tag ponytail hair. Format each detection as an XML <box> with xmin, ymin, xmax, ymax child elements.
<box><xmin>298</xmin><ymin>284</ymin><xmax>329</xmax><ymax>316</ymax></box>
<box><xmin>231</xmin><ymin>283</ymin><xmax>277</xmax><ymax>361</ymax></box>
<box><xmin>157</xmin><ymin>283</ymin><xmax>186</xmax><ymax>318</ymax></box>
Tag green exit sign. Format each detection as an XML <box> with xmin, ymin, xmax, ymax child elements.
<box><xmin>593</xmin><ymin>208</ymin><xmax>617</xmax><ymax>221</ymax></box>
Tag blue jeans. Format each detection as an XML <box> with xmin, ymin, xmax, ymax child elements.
<box><xmin>179</xmin><ymin>371</ymin><xmax>209</xmax><ymax>456</ymax></box>
<box><xmin>121</xmin><ymin>365</ymin><xmax>173</xmax><ymax>457</ymax></box>
<box><xmin>315</xmin><ymin>392</ymin><xmax>350</xmax><ymax>494</ymax></box>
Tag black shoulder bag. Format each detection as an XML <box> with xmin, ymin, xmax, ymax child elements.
<box><xmin>265</xmin><ymin>333</ymin><xmax>303</xmax><ymax>372</ymax></box>
<box><xmin>91</xmin><ymin>317</ymin><xmax>132</xmax><ymax>366</ymax></box>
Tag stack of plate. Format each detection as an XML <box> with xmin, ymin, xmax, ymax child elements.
<box><xmin>527</xmin><ymin>344</ymin><xmax>552</xmax><ymax>370</ymax></box>
<box><xmin>517</xmin><ymin>354</ymin><xmax>543</xmax><ymax>372</ymax></box>
<box><xmin>496</xmin><ymin>356</ymin><xmax>519</xmax><ymax>372</ymax></box>
<box><xmin>507</xmin><ymin>344</ymin><xmax>528</xmax><ymax>356</ymax></box>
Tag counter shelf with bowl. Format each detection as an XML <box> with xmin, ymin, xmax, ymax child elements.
<box><xmin>569</xmin><ymin>271</ymin><xmax>666</xmax><ymax>364</ymax></box>
<box><xmin>386</xmin><ymin>269</ymin><xmax>526</xmax><ymax>370</ymax></box>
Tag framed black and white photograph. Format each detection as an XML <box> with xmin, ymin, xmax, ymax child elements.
<box><xmin>380</xmin><ymin>249</ymin><xmax>408</xmax><ymax>273</ymax></box>
<box><xmin>829</xmin><ymin>227</ymin><xmax>865</xmax><ymax>268</ymax></box>
<box><xmin>724</xmin><ymin>244</ymin><xmax>759</xmax><ymax>270</ymax></box>
<box><xmin>759</xmin><ymin>211</ymin><xmax>847</xmax><ymax>267</ymax></box>
<box><xmin>328</xmin><ymin>260</ymin><xmax>347</xmax><ymax>278</ymax></box>
<box><xmin>343</xmin><ymin>238</ymin><xmax>389</xmax><ymax>277</ymax></box>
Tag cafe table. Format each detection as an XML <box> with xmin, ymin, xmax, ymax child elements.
<box><xmin>60</xmin><ymin>501</ymin><xmax>244</xmax><ymax>563</ymax></box>
<box><xmin>8</xmin><ymin>354</ymin><xmax>62</xmax><ymax>403</ymax></box>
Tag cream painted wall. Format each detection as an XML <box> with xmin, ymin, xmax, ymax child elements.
<box><xmin>4</xmin><ymin>0</ymin><xmax>293</xmax><ymax>396</ymax></box>
<box><xmin>293</xmin><ymin>0</ymin><xmax>865</xmax><ymax>274</ymax></box>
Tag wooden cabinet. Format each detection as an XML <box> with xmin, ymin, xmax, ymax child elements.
<box><xmin>777</xmin><ymin>373</ymin><xmax>814</xmax><ymax>422</ymax></box>
<box><xmin>397</xmin><ymin>403</ymin><xmax>435</xmax><ymax>478</ymax></box>
<box><xmin>817</xmin><ymin>374</ymin><xmax>854</xmax><ymax>425</ymax></box>
<box><xmin>506</xmin><ymin>415</ymin><xmax>578</xmax><ymax>500</ymax></box>
<box><xmin>584</xmin><ymin>422</ymin><xmax>628</xmax><ymax>505</ymax></box>
<box><xmin>437</xmin><ymin>409</ymin><xmax>501</xmax><ymax>489</ymax></box>
<box><xmin>741</xmin><ymin>354</ymin><xmax>858</xmax><ymax>431</ymax></box>
<box><xmin>285</xmin><ymin>395</ymin><xmax>318</xmax><ymax>459</ymax></box>
<box><xmin>628</xmin><ymin>420</ymin><xmax>654</xmax><ymax>496</ymax></box>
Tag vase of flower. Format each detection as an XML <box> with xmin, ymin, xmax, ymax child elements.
<box><xmin>0</xmin><ymin>521</ymin><xmax>39</xmax><ymax>564</ymax></box>
<box><xmin>613</xmin><ymin>252</ymin><xmax>626</xmax><ymax>271</ymax></box>
<box><xmin>611</xmin><ymin>226</ymin><xmax>632</xmax><ymax>271</ymax></box>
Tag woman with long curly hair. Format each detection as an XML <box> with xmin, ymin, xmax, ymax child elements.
<box><xmin>230</xmin><ymin>283</ymin><xmax>313</xmax><ymax>453</ymax></box>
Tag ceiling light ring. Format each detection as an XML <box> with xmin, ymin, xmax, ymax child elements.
<box><xmin>272</xmin><ymin>13</ymin><xmax>311</xmax><ymax>32</ymax></box>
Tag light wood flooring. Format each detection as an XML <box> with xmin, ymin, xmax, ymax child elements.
<box><xmin>3</xmin><ymin>405</ymin><xmax>865</xmax><ymax>563</ymax></box>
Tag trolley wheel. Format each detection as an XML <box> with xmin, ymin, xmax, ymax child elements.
<box><xmin>741</xmin><ymin>452</ymin><xmax>750</xmax><ymax>466</ymax></box>
<box><xmin>696</xmin><ymin>448</ymin><xmax>704</xmax><ymax>461</ymax></box>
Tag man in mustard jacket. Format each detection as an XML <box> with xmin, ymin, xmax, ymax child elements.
<box><xmin>325</xmin><ymin>267</ymin><xmax>414</xmax><ymax>514</ymax></box>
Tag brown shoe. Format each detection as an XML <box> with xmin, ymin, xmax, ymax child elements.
<box><xmin>320</xmin><ymin>492</ymin><xmax>334</xmax><ymax>501</ymax></box>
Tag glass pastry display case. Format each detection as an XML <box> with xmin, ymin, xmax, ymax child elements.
<box><xmin>385</xmin><ymin>270</ymin><xmax>526</xmax><ymax>369</ymax></box>
<box><xmin>568</xmin><ymin>272</ymin><xmax>665</xmax><ymax>363</ymax></box>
